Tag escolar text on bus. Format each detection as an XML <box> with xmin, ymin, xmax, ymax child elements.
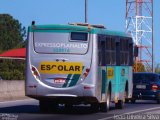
<box><xmin>38</xmin><ymin>62</ymin><xmax>83</xmax><ymax>74</ymax></box>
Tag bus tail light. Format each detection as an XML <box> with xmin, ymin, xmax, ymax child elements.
<box><xmin>31</xmin><ymin>66</ymin><xmax>40</xmax><ymax>80</ymax></box>
<box><xmin>152</xmin><ymin>84</ymin><xmax>158</xmax><ymax>91</ymax></box>
<box><xmin>83</xmin><ymin>73</ymin><xmax>88</xmax><ymax>78</ymax></box>
<box><xmin>84</xmin><ymin>86</ymin><xmax>92</xmax><ymax>89</ymax></box>
<box><xmin>80</xmin><ymin>68</ymin><xmax>90</xmax><ymax>81</ymax></box>
<box><xmin>83</xmin><ymin>68</ymin><xmax>90</xmax><ymax>78</ymax></box>
<box><xmin>28</xmin><ymin>85</ymin><xmax>37</xmax><ymax>88</ymax></box>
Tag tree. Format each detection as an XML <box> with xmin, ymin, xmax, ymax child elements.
<box><xmin>0</xmin><ymin>14</ymin><xmax>26</xmax><ymax>53</ymax></box>
<box><xmin>0</xmin><ymin>14</ymin><xmax>26</xmax><ymax>80</ymax></box>
<box><xmin>0</xmin><ymin>59</ymin><xmax>25</xmax><ymax>80</ymax></box>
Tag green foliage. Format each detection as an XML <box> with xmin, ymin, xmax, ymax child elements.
<box><xmin>0</xmin><ymin>14</ymin><xmax>26</xmax><ymax>80</ymax></box>
<box><xmin>0</xmin><ymin>60</ymin><xmax>25</xmax><ymax>80</ymax></box>
<box><xmin>0</xmin><ymin>14</ymin><xmax>26</xmax><ymax>53</ymax></box>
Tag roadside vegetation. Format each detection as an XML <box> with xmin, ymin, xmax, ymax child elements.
<box><xmin>0</xmin><ymin>14</ymin><xmax>26</xmax><ymax>80</ymax></box>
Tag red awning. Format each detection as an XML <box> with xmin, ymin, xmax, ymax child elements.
<box><xmin>0</xmin><ymin>48</ymin><xmax>26</xmax><ymax>60</ymax></box>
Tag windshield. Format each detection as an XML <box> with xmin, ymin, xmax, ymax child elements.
<box><xmin>33</xmin><ymin>31</ymin><xmax>89</xmax><ymax>54</ymax></box>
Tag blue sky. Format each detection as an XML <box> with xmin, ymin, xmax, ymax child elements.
<box><xmin>0</xmin><ymin>0</ymin><xmax>160</xmax><ymax>64</ymax></box>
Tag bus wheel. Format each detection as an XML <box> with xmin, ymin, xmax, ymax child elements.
<box><xmin>91</xmin><ymin>103</ymin><xmax>99</xmax><ymax>112</ymax></box>
<box><xmin>115</xmin><ymin>100</ymin><xmax>123</xmax><ymax>109</ymax></box>
<box><xmin>125</xmin><ymin>99</ymin><xmax>129</xmax><ymax>103</ymax></box>
<box><xmin>131</xmin><ymin>99</ymin><xmax>136</xmax><ymax>103</ymax></box>
<box><xmin>39</xmin><ymin>100</ymin><xmax>57</xmax><ymax>112</ymax></box>
<box><xmin>100</xmin><ymin>89</ymin><xmax>111</xmax><ymax>112</ymax></box>
<box><xmin>106</xmin><ymin>89</ymin><xmax>111</xmax><ymax>111</ymax></box>
<box><xmin>124</xmin><ymin>87</ymin><xmax>129</xmax><ymax>103</ymax></box>
<box><xmin>39</xmin><ymin>100</ymin><xmax>49</xmax><ymax>113</ymax></box>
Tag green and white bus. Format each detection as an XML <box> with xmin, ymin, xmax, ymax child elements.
<box><xmin>26</xmin><ymin>22</ymin><xmax>133</xmax><ymax>112</ymax></box>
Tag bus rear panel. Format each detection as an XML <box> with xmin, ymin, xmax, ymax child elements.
<box><xmin>26</xmin><ymin>25</ymin><xmax>98</xmax><ymax>104</ymax></box>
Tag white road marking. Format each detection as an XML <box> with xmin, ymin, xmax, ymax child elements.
<box><xmin>146</xmin><ymin>110</ymin><xmax>160</xmax><ymax>114</ymax></box>
<box><xmin>0</xmin><ymin>99</ymin><xmax>35</xmax><ymax>104</ymax></box>
<box><xmin>98</xmin><ymin>106</ymin><xmax>160</xmax><ymax>120</ymax></box>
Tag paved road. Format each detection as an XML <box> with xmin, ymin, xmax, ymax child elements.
<box><xmin>0</xmin><ymin>99</ymin><xmax>160</xmax><ymax>120</ymax></box>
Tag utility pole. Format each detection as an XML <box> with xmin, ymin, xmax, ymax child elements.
<box><xmin>85</xmin><ymin>0</ymin><xmax>88</xmax><ymax>23</ymax></box>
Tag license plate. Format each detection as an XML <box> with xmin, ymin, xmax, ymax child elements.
<box><xmin>54</xmin><ymin>79</ymin><xmax>66</xmax><ymax>84</ymax></box>
<box><xmin>136</xmin><ymin>85</ymin><xmax>146</xmax><ymax>89</ymax></box>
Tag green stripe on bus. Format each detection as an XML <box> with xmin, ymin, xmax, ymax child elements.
<box><xmin>62</xmin><ymin>74</ymin><xmax>72</xmax><ymax>87</ymax></box>
<box><xmin>33</xmin><ymin>29</ymin><xmax>74</xmax><ymax>33</ymax></box>
<box><xmin>68</xmin><ymin>74</ymin><xmax>81</xmax><ymax>87</ymax></box>
<box><xmin>63</xmin><ymin>66</ymin><xmax>84</xmax><ymax>87</ymax></box>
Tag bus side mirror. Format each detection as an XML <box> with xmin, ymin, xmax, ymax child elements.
<box><xmin>134</xmin><ymin>45</ymin><xmax>138</xmax><ymax>57</ymax></box>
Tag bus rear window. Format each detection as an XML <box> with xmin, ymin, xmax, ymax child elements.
<box><xmin>71</xmin><ymin>32</ymin><xmax>88</xmax><ymax>41</ymax></box>
<box><xmin>33</xmin><ymin>32</ymin><xmax>89</xmax><ymax>54</ymax></box>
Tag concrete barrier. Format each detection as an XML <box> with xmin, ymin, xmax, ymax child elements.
<box><xmin>0</xmin><ymin>80</ymin><xmax>27</xmax><ymax>101</ymax></box>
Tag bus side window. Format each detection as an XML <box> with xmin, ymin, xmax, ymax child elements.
<box><xmin>98</xmin><ymin>35</ymin><xmax>106</xmax><ymax>66</ymax></box>
<box><xmin>101</xmin><ymin>40</ymin><xmax>106</xmax><ymax>66</ymax></box>
<box><xmin>129</xmin><ymin>39</ymin><xmax>133</xmax><ymax>66</ymax></box>
<box><xmin>111</xmin><ymin>37</ymin><xmax>116</xmax><ymax>65</ymax></box>
<box><xmin>98</xmin><ymin>36</ymin><xmax>101</xmax><ymax>65</ymax></box>
<box><xmin>116</xmin><ymin>39</ymin><xmax>120</xmax><ymax>66</ymax></box>
<box><xmin>120</xmin><ymin>38</ymin><xmax>129</xmax><ymax>65</ymax></box>
<box><xmin>106</xmin><ymin>37</ymin><xmax>116</xmax><ymax>65</ymax></box>
<box><xmin>106</xmin><ymin>37</ymin><xmax>110</xmax><ymax>65</ymax></box>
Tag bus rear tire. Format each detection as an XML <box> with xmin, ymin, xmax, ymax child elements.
<box><xmin>125</xmin><ymin>99</ymin><xmax>129</xmax><ymax>103</ymax></box>
<box><xmin>90</xmin><ymin>103</ymin><xmax>99</xmax><ymax>112</ymax></box>
<box><xmin>39</xmin><ymin>100</ymin><xmax>57</xmax><ymax>112</ymax></box>
<box><xmin>115</xmin><ymin>100</ymin><xmax>123</xmax><ymax>109</ymax></box>
<box><xmin>100</xmin><ymin>89</ymin><xmax>111</xmax><ymax>112</ymax></box>
<box><xmin>39</xmin><ymin>101</ymin><xmax>48</xmax><ymax>113</ymax></box>
<box><xmin>131</xmin><ymin>99</ymin><xmax>136</xmax><ymax>103</ymax></box>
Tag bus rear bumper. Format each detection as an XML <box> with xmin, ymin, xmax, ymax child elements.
<box><xmin>28</xmin><ymin>95</ymin><xmax>98</xmax><ymax>104</ymax></box>
<box><xmin>26</xmin><ymin>82</ymin><xmax>98</xmax><ymax>102</ymax></box>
